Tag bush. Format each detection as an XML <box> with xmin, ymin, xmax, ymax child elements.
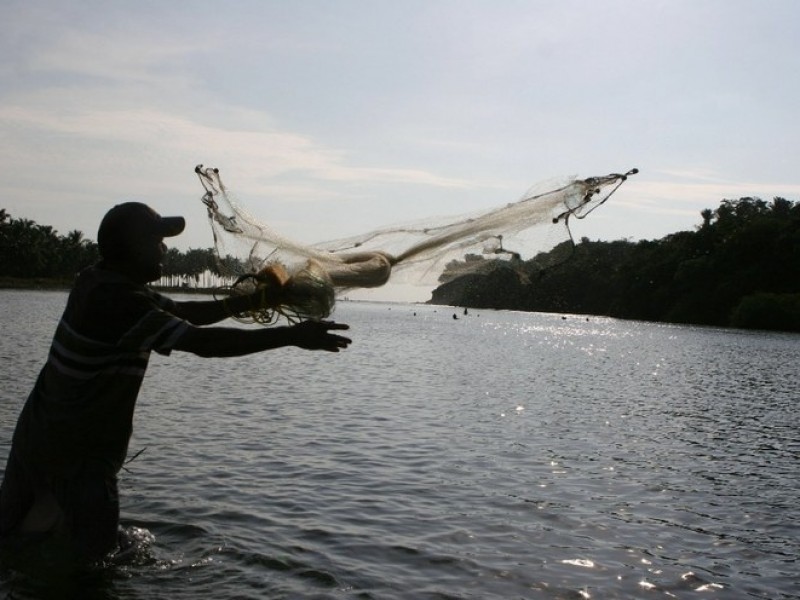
<box><xmin>730</xmin><ymin>293</ymin><xmax>800</xmax><ymax>332</ymax></box>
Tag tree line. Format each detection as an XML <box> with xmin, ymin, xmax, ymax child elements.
<box><xmin>0</xmin><ymin>209</ymin><xmax>99</xmax><ymax>280</ymax></box>
<box><xmin>0</xmin><ymin>209</ymin><xmax>226</xmax><ymax>285</ymax></box>
<box><xmin>4</xmin><ymin>195</ymin><xmax>800</xmax><ymax>331</ymax></box>
<box><xmin>431</xmin><ymin>196</ymin><xmax>800</xmax><ymax>332</ymax></box>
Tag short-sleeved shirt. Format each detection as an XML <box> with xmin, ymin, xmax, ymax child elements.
<box><xmin>11</xmin><ymin>265</ymin><xmax>189</xmax><ymax>479</ymax></box>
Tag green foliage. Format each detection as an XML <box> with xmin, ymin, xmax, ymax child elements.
<box><xmin>432</xmin><ymin>196</ymin><xmax>800</xmax><ymax>332</ymax></box>
<box><xmin>6</xmin><ymin>195</ymin><xmax>800</xmax><ymax>332</ymax></box>
<box><xmin>161</xmin><ymin>247</ymin><xmax>218</xmax><ymax>279</ymax></box>
<box><xmin>0</xmin><ymin>209</ymin><xmax>100</xmax><ymax>279</ymax></box>
<box><xmin>730</xmin><ymin>293</ymin><xmax>800</xmax><ymax>332</ymax></box>
<box><xmin>0</xmin><ymin>209</ymin><xmax>220</xmax><ymax>283</ymax></box>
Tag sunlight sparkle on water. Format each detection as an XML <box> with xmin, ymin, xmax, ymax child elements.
<box><xmin>639</xmin><ymin>579</ymin><xmax>656</xmax><ymax>590</ymax></box>
<box><xmin>561</xmin><ymin>558</ymin><xmax>595</xmax><ymax>568</ymax></box>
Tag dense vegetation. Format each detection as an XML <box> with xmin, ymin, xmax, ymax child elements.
<box><xmin>0</xmin><ymin>209</ymin><xmax>100</xmax><ymax>281</ymax></box>
<box><xmin>431</xmin><ymin>196</ymin><xmax>800</xmax><ymax>332</ymax></box>
<box><xmin>4</xmin><ymin>196</ymin><xmax>800</xmax><ymax>331</ymax></box>
<box><xmin>0</xmin><ymin>209</ymin><xmax>221</xmax><ymax>287</ymax></box>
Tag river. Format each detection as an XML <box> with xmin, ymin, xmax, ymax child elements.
<box><xmin>1</xmin><ymin>289</ymin><xmax>798</xmax><ymax>599</ymax></box>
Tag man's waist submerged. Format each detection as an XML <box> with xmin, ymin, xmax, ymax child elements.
<box><xmin>28</xmin><ymin>442</ymin><xmax>129</xmax><ymax>480</ymax></box>
<box><xmin>14</xmin><ymin>403</ymin><xmax>133</xmax><ymax>479</ymax></box>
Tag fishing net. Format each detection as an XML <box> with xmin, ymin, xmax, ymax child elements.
<box><xmin>196</xmin><ymin>165</ymin><xmax>637</xmax><ymax>323</ymax></box>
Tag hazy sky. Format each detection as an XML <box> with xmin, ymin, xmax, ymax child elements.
<box><xmin>3</xmin><ymin>1</ymin><xmax>799</xmax><ymax>281</ymax></box>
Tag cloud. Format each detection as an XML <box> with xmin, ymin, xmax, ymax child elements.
<box><xmin>0</xmin><ymin>102</ymin><xmax>471</xmax><ymax>189</ymax></box>
<box><xmin>2</xmin><ymin>0</ymin><xmax>799</xmax><ymax>256</ymax></box>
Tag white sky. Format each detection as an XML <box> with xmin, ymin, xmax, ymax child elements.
<box><xmin>2</xmin><ymin>0</ymin><xmax>799</xmax><ymax>299</ymax></box>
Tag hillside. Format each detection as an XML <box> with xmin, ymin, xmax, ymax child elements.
<box><xmin>430</xmin><ymin>197</ymin><xmax>800</xmax><ymax>332</ymax></box>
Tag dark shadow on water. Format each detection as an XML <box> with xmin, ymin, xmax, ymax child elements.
<box><xmin>0</xmin><ymin>526</ymin><xmax>159</xmax><ymax>600</ymax></box>
<box><xmin>0</xmin><ymin>559</ymin><xmax>122</xmax><ymax>600</ymax></box>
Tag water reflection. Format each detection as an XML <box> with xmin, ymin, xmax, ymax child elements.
<box><xmin>1</xmin><ymin>293</ymin><xmax>798</xmax><ymax>598</ymax></box>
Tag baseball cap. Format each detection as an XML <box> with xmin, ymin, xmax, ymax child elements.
<box><xmin>97</xmin><ymin>202</ymin><xmax>185</xmax><ymax>259</ymax></box>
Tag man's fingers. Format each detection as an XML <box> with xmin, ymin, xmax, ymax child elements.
<box><xmin>325</xmin><ymin>332</ymin><xmax>352</xmax><ymax>349</ymax></box>
<box><xmin>319</xmin><ymin>320</ymin><xmax>349</xmax><ymax>331</ymax></box>
<box><xmin>334</xmin><ymin>335</ymin><xmax>352</xmax><ymax>347</ymax></box>
<box><xmin>292</xmin><ymin>320</ymin><xmax>352</xmax><ymax>351</ymax></box>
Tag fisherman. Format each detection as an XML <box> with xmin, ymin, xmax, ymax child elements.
<box><xmin>0</xmin><ymin>202</ymin><xmax>351</xmax><ymax>564</ymax></box>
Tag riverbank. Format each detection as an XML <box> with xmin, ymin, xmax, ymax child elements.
<box><xmin>0</xmin><ymin>277</ymin><xmax>73</xmax><ymax>290</ymax></box>
<box><xmin>0</xmin><ymin>277</ymin><xmax>220</xmax><ymax>295</ymax></box>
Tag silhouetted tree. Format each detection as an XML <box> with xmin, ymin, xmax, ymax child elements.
<box><xmin>432</xmin><ymin>196</ymin><xmax>800</xmax><ymax>332</ymax></box>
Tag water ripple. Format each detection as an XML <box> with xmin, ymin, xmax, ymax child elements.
<box><xmin>1</xmin><ymin>296</ymin><xmax>798</xmax><ymax>598</ymax></box>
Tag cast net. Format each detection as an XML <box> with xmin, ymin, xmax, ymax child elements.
<box><xmin>196</xmin><ymin>165</ymin><xmax>637</xmax><ymax>323</ymax></box>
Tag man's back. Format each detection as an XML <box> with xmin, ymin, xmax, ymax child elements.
<box><xmin>13</xmin><ymin>265</ymin><xmax>188</xmax><ymax>478</ymax></box>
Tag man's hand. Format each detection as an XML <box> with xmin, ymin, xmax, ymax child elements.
<box><xmin>290</xmin><ymin>320</ymin><xmax>351</xmax><ymax>352</ymax></box>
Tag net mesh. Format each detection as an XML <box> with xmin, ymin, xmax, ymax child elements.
<box><xmin>196</xmin><ymin>165</ymin><xmax>637</xmax><ymax>322</ymax></box>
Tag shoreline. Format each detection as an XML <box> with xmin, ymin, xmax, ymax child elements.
<box><xmin>0</xmin><ymin>277</ymin><xmax>217</xmax><ymax>295</ymax></box>
<box><xmin>0</xmin><ymin>277</ymin><xmax>73</xmax><ymax>291</ymax></box>
<box><xmin>3</xmin><ymin>278</ymin><xmax>796</xmax><ymax>334</ymax></box>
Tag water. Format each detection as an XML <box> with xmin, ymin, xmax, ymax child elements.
<box><xmin>1</xmin><ymin>289</ymin><xmax>798</xmax><ymax>599</ymax></box>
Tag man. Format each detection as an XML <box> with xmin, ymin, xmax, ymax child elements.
<box><xmin>0</xmin><ymin>202</ymin><xmax>351</xmax><ymax>563</ymax></box>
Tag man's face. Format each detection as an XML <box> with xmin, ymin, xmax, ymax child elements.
<box><xmin>127</xmin><ymin>233</ymin><xmax>167</xmax><ymax>283</ymax></box>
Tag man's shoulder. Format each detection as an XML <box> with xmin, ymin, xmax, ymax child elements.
<box><xmin>73</xmin><ymin>264</ymin><xmax>136</xmax><ymax>293</ymax></box>
<box><xmin>73</xmin><ymin>265</ymin><xmax>170</xmax><ymax>305</ymax></box>
<box><xmin>65</xmin><ymin>267</ymin><xmax>174</xmax><ymax>341</ymax></box>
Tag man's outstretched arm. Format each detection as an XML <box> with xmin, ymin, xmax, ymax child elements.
<box><xmin>172</xmin><ymin>320</ymin><xmax>351</xmax><ymax>357</ymax></box>
<box><xmin>171</xmin><ymin>291</ymin><xmax>268</xmax><ymax>326</ymax></box>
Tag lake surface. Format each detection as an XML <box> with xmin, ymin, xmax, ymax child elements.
<box><xmin>0</xmin><ymin>289</ymin><xmax>798</xmax><ymax>599</ymax></box>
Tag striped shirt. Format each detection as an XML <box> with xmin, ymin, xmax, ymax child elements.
<box><xmin>12</xmin><ymin>265</ymin><xmax>189</xmax><ymax>478</ymax></box>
